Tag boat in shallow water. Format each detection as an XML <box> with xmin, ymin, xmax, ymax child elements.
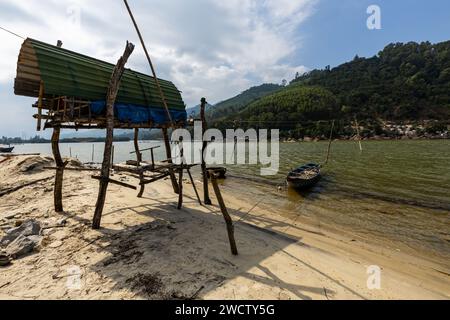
<box><xmin>286</xmin><ymin>163</ymin><xmax>321</xmax><ymax>190</ymax></box>
<box><xmin>0</xmin><ymin>146</ymin><xmax>14</xmax><ymax>153</ymax></box>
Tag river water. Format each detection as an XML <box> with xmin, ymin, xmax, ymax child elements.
<box><xmin>8</xmin><ymin>139</ymin><xmax>450</xmax><ymax>258</ymax></box>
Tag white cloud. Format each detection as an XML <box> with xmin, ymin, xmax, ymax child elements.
<box><xmin>0</xmin><ymin>0</ymin><xmax>317</xmax><ymax>136</ymax></box>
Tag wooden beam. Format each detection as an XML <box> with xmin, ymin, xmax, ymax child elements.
<box><xmin>92</xmin><ymin>41</ymin><xmax>135</xmax><ymax>230</ymax></box>
<box><xmin>92</xmin><ymin>176</ymin><xmax>137</xmax><ymax>190</ymax></box>
<box><xmin>140</xmin><ymin>172</ymin><xmax>171</xmax><ymax>185</ymax></box>
<box><xmin>44</xmin><ymin>167</ymin><xmax>99</xmax><ymax>172</ymax></box>
<box><xmin>209</xmin><ymin>171</ymin><xmax>238</xmax><ymax>255</ymax></box>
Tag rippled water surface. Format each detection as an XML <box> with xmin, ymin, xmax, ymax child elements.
<box><xmin>9</xmin><ymin>140</ymin><xmax>450</xmax><ymax>258</ymax></box>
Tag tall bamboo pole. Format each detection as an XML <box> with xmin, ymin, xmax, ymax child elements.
<box><xmin>123</xmin><ymin>0</ymin><xmax>182</xmax><ymax>193</ymax></box>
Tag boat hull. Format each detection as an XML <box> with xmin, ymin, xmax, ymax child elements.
<box><xmin>287</xmin><ymin>174</ymin><xmax>321</xmax><ymax>190</ymax></box>
<box><xmin>0</xmin><ymin>147</ymin><xmax>14</xmax><ymax>153</ymax></box>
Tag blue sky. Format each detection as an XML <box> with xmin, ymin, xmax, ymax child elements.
<box><xmin>0</xmin><ymin>0</ymin><xmax>449</xmax><ymax>137</ymax></box>
<box><xmin>298</xmin><ymin>0</ymin><xmax>450</xmax><ymax>69</ymax></box>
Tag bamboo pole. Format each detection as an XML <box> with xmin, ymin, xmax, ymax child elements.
<box><xmin>200</xmin><ymin>98</ymin><xmax>212</xmax><ymax>205</ymax></box>
<box><xmin>209</xmin><ymin>171</ymin><xmax>238</xmax><ymax>255</ymax></box>
<box><xmin>93</xmin><ymin>41</ymin><xmax>135</xmax><ymax>230</ymax></box>
<box><xmin>123</xmin><ymin>0</ymin><xmax>173</xmax><ymax>127</ymax></box>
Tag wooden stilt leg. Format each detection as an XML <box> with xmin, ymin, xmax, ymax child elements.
<box><xmin>177</xmin><ymin>139</ymin><xmax>184</xmax><ymax>209</ymax></box>
<box><xmin>177</xmin><ymin>166</ymin><xmax>183</xmax><ymax>209</ymax></box>
<box><xmin>162</xmin><ymin>127</ymin><xmax>179</xmax><ymax>194</ymax></box>
<box><xmin>209</xmin><ymin>172</ymin><xmax>238</xmax><ymax>255</ymax></box>
<box><xmin>93</xmin><ymin>41</ymin><xmax>134</xmax><ymax>230</ymax></box>
<box><xmin>187</xmin><ymin>168</ymin><xmax>202</xmax><ymax>205</ymax></box>
<box><xmin>200</xmin><ymin>98</ymin><xmax>212</xmax><ymax>205</ymax></box>
<box><xmin>51</xmin><ymin>126</ymin><xmax>64</xmax><ymax>213</ymax></box>
<box><xmin>134</xmin><ymin>128</ymin><xmax>145</xmax><ymax>198</ymax></box>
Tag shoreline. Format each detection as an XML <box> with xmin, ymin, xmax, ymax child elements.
<box><xmin>0</xmin><ymin>155</ymin><xmax>449</xmax><ymax>299</ymax></box>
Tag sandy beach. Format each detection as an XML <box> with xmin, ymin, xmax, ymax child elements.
<box><xmin>0</xmin><ymin>155</ymin><xmax>449</xmax><ymax>300</ymax></box>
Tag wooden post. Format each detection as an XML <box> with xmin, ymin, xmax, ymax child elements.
<box><xmin>150</xmin><ymin>147</ymin><xmax>155</xmax><ymax>169</ymax></box>
<box><xmin>177</xmin><ymin>138</ymin><xmax>184</xmax><ymax>209</ymax></box>
<box><xmin>354</xmin><ymin>116</ymin><xmax>363</xmax><ymax>152</ymax></box>
<box><xmin>324</xmin><ymin>120</ymin><xmax>335</xmax><ymax>165</ymax></box>
<box><xmin>37</xmin><ymin>81</ymin><xmax>44</xmax><ymax>131</ymax></box>
<box><xmin>209</xmin><ymin>172</ymin><xmax>238</xmax><ymax>255</ymax></box>
<box><xmin>200</xmin><ymin>98</ymin><xmax>212</xmax><ymax>205</ymax></box>
<box><xmin>92</xmin><ymin>41</ymin><xmax>135</xmax><ymax>230</ymax></box>
<box><xmin>162</xmin><ymin>127</ymin><xmax>179</xmax><ymax>194</ymax></box>
<box><xmin>111</xmin><ymin>145</ymin><xmax>115</xmax><ymax>169</ymax></box>
<box><xmin>51</xmin><ymin>127</ymin><xmax>65</xmax><ymax>212</ymax></box>
<box><xmin>134</xmin><ymin>128</ymin><xmax>145</xmax><ymax>197</ymax></box>
<box><xmin>91</xmin><ymin>144</ymin><xmax>95</xmax><ymax>163</ymax></box>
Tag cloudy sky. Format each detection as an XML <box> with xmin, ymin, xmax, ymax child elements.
<box><xmin>1</xmin><ymin>0</ymin><xmax>449</xmax><ymax>137</ymax></box>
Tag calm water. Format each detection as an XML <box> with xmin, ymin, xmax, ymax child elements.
<box><xmin>8</xmin><ymin>140</ymin><xmax>450</xmax><ymax>258</ymax></box>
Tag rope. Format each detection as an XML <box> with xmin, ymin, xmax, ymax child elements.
<box><xmin>0</xmin><ymin>26</ymin><xmax>25</xmax><ymax>39</ymax></box>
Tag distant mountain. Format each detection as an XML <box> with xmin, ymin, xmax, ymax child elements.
<box><xmin>208</xmin><ymin>83</ymin><xmax>283</xmax><ymax>120</ymax></box>
<box><xmin>185</xmin><ymin>102</ymin><xmax>214</xmax><ymax>118</ymax></box>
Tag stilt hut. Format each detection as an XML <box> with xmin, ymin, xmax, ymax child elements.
<box><xmin>13</xmin><ymin>38</ymin><xmax>237</xmax><ymax>254</ymax></box>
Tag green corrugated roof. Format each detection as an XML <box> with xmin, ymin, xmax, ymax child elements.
<box><xmin>15</xmin><ymin>38</ymin><xmax>185</xmax><ymax>111</ymax></box>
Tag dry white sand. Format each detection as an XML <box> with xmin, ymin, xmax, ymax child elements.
<box><xmin>0</xmin><ymin>155</ymin><xmax>449</xmax><ymax>300</ymax></box>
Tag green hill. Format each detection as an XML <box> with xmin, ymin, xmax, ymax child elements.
<box><xmin>212</xmin><ymin>40</ymin><xmax>450</xmax><ymax>139</ymax></box>
<box><xmin>291</xmin><ymin>40</ymin><xmax>450</xmax><ymax>120</ymax></box>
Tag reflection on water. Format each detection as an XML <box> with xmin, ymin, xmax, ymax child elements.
<box><xmin>9</xmin><ymin>140</ymin><xmax>450</xmax><ymax>258</ymax></box>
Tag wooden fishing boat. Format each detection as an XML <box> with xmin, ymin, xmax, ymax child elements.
<box><xmin>0</xmin><ymin>146</ymin><xmax>14</xmax><ymax>153</ymax></box>
<box><xmin>286</xmin><ymin>163</ymin><xmax>321</xmax><ymax>190</ymax></box>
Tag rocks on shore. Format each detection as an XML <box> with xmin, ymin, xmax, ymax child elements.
<box><xmin>0</xmin><ymin>220</ymin><xmax>43</xmax><ymax>262</ymax></box>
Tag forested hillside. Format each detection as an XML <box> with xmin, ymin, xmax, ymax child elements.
<box><xmin>211</xmin><ymin>41</ymin><xmax>450</xmax><ymax>139</ymax></box>
<box><xmin>291</xmin><ymin>41</ymin><xmax>450</xmax><ymax>120</ymax></box>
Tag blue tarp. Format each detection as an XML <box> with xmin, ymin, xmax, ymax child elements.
<box><xmin>90</xmin><ymin>101</ymin><xmax>187</xmax><ymax>125</ymax></box>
